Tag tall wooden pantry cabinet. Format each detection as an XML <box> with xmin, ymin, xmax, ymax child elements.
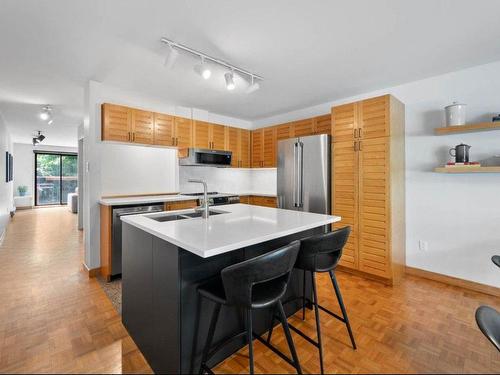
<box><xmin>332</xmin><ymin>94</ymin><xmax>405</xmax><ymax>285</ymax></box>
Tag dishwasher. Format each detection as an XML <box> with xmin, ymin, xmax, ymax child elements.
<box><xmin>112</xmin><ymin>203</ymin><xmax>164</xmax><ymax>278</ymax></box>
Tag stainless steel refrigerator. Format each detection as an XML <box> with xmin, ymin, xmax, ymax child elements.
<box><xmin>277</xmin><ymin>134</ymin><xmax>330</xmax><ymax>214</ymax></box>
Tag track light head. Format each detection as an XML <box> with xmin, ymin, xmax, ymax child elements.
<box><xmin>33</xmin><ymin>131</ymin><xmax>45</xmax><ymax>146</ymax></box>
<box><xmin>246</xmin><ymin>76</ymin><xmax>260</xmax><ymax>94</ymax></box>
<box><xmin>194</xmin><ymin>57</ymin><xmax>211</xmax><ymax>79</ymax></box>
<box><xmin>40</xmin><ymin>112</ymin><xmax>49</xmax><ymax>121</ymax></box>
<box><xmin>47</xmin><ymin>119</ymin><xmax>53</xmax><ymax>125</ymax></box>
<box><xmin>225</xmin><ymin>71</ymin><xmax>235</xmax><ymax>91</ymax></box>
<box><xmin>164</xmin><ymin>44</ymin><xmax>179</xmax><ymax>69</ymax></box>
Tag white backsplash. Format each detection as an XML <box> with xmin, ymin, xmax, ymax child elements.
<box><xmin>179</xmin><ymin>166</ymin><xmax>277</xmax><ymax>195</ymax></box>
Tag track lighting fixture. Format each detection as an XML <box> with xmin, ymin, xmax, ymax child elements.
<box><xmin>32</xmin><ymin>131</ymin><xmax>45</xmax><ymax>146</ymax></box>
<box><xmin>164</xmin><ymin>43</ymin><xmax>179</xmax><ymax>69</ymax></box>
<box><xmin>161</xmin><ymin>37</ymin><xmax>262</xmax><ymax>93</ymax></box>
<box><xmin>40</xmin><ymin>105</ymin><xmax>52</xmax><ymax>121</ymax></box>
<box><xmin>246</xmin><ymin>75</ymin><xmax>260</xmax><ymax>94</ymax></box>
<box><xmin>224</xmin><ymin>71</ymin><xmax>235</xmax><ymax>91</ymax></box>
<box><xmin>194</xmin><ymin>56</ymin><xmax>212</xmax><ymax>79</ymax></box>
<box><xmin>47</xmin><ymin>119</ymin><xmax>53</xmax><ymax>125</ymax></box>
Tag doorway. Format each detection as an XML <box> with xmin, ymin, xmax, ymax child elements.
<box><xmin>35</xmin><ymin>152</ymin><xmax>78</xmax><ymax>206</ymax></box>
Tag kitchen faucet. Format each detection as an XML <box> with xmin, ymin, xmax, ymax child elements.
<box><xmin>188</xmin><ymin>179</ymin><xmax>210</xmax><ymax>219</ymax></box>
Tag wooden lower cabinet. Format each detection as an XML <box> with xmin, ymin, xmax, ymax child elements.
<box><xmin>239</xmin><ymin>196</ymin><xmax>251</xmax><ymax>204</ymax></box>
<box><xmin>249</xmin><ymin>196</ymin><xmax>277</xmax><ymax>208</ymax></box>
<box><xmin>100</xmin><ymin>205</ymin><xmax>113</xmax><ymax>281</ymax></box>
<box><xmin>164</xmin><ymin>200</ymin><xmax>198</xmax><ymax>211</ymax></box>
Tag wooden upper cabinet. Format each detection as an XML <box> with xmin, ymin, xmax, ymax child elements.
<box><xmin>131</xmin><ymin>109</ymin><xmax>154</xmax><ymax>144</ymax></box>
<box><xmin>193</xmin><ymin>121</ymin><xmax>226</xmax><ymax>150</ymax></box>
<box><xmin>332</xmin><ymin>102</ymin><xmax>358</xmax><ymax>142</ymax></box>
<box><xmin>332</xmin><ymin>140</ymin><xmax>359</xmax><ymax>270</ymax></box>
<box><xmin>193</xmin><ymin>120</ymin><xmax>211</xmax><ymax>148</ymax></box>
<box><xmin>262</xmin><ymin>127</ymin><xmax>277</xmax><ymax>167</ymax></box>
<box><xmin>251</xmin><ymin>129</ymin><xmax>263</xmax><ymax>168</ymax></box>
<box><xmin>276</xmin><ymin>123</ymin><xmax>294</xmax><ymax>141</ymax></box>
<box><xmin>226</xmin><ymin>127</ymin><xmax>239</xmax><ymax>167</ymax></box>
<box><xmin>358</xmin><ymin>136</ymin><xmax>390</xmax><ymax>278</ymax></box>
<box><xmin>293</xmin><ymin>119</ymin><xmax>314</xmax><ymax>137</ymax></box>
<box><xmin>101</xmin><ymin>103</ymin><xmax>132</xmax><ymax>142</ymax></box>
<box><xmin>239</xmin><ymin>129</ymin><xmax>251</xmax><ymax>168</ymax></box>
<box><xmin>313</xmin><ymin>114</ymin><xmax>332</xmax><ymax>135</ymax></box>
<box><xmin>154</xmin><ymin>113</ymin><xmax>175</xmax><ymax>146</ymax></box>
<box><xmin>226</xmin><ymin>127</ymin><xmax>250</xmax><ymax>168</ymax></box>
<box><xmin>211</xmin><ymin>124</ymin><xmax>226</xmax><ymax>150</ymax></box>
<box><xmin>359</xmin><ymin>95</ymin><xmax>390</xmax><ymax>139</ymax></box>
<box><xmin>174</xmin><ymin>117</ymin><xmax>193</xmax><ymax>148</ymax></box>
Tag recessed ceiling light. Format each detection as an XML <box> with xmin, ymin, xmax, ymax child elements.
<box><xmin>225</xmin><ymin>71</ymin><xmax>235</xmax><ymax>91</ymax></box>
<box><xmin>40</xmin><ymin>105</ymin><xmax>52</xmax><ymax>120</ymax></box>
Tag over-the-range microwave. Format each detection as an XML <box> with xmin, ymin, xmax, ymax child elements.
<box><xmin>178</xmin><ymin>148</ymin><xmax>232</xmax><ymax>167</ymax></box>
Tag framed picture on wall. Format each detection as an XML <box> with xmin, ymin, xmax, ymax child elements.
<box><xmin>8</xmin><ymin>153</ymin><xmax>13</xmax><ymax>181</ymax></box>
<box><xmin>4</xmin><ymin>152</ymin><xmax>7</xmax><ymax>182</ymax></box>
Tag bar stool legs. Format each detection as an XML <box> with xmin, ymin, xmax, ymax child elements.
<box><xmin>199</xmin><ymin>303</ymin><xmax>221</xmax><ymax>375</ymax></box>
<box><xmin>245</xmin><ymin>309</ymin><xmax>255</xmax><ymax>375</ymax></box>
<box><xmin>329</xmin><ymin>271</ymin><xmax>356</xmax><ymax>349</ymax></box>
<box><xmin>311</xmin><ymin>272</ymin><xmax>325</xmax><ymax>374</ymax></box>
<box><xmin>276</xmin><ymin>301</ymin><xmax>303</xmax><ymax>375</ymax></box>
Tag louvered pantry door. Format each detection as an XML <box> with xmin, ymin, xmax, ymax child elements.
<box><xmin>359</xmin><ymin>95</ymin><xmax>390</xmax><ymax>139</ymax></box>
<box><xmin>358</xmin><ymin>136</ymin><xmax>390</xmax><ymax>278</ymax></box>
<box><xmin>332</xmin><ymin>140</ymin><xmax>359</xmax><ymax>269</ymax></box>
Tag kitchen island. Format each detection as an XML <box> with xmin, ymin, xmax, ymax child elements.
<box><xmin>121</xmin><ymin>204</ymin><xmax>340</xmax><ymax>374</ymax></box>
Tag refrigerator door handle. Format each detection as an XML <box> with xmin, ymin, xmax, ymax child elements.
<box><xmin>293</xmin><ymin>141</ymin><xmax>298</xmax><ymax>207</ymax></box>
<box><xmin>297</xmin><ymin>141</ymin><xmax>304</xmax><ymax>208</ymax></box>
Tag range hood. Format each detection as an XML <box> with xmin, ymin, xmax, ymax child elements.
<box><xmin>179</xmin><ymin>148</ymin><xmax>232</xmax><ymax>167</ymax></box>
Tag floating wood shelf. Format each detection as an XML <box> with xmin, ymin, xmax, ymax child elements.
<box><xmin>434</xmin><ymin>122</ymin><xmax>500</xmax><ymax>135</ymax></box>
<box><xmin>434</xmin><ymin>166</ymin><xmax>500</xmax><ymax>174</ymax></box>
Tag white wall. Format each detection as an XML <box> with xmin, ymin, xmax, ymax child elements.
<box><xmin>253</xmin><ymin>61</ymin><xmax>500</xmax><ymax>288</ymax></box>
<box><xmin>12</xmin><ymin>143</ymin><xmax>78</xmax><ymax>206</ymax></box>
<box><xmin>0</xmin><ymin>114</ymin><xmax>13</xmax><ymax>241</ymax></box>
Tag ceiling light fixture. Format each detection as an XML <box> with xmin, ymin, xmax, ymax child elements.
<box><xmin>47</xmin><ymin>119</ymin><xmax>54</xmax><ymax>125</ymax></box>
<box><xmin>40</xmin><ymin>105</ymin><xmax>52</xmax><ymax>121</ymax></box>
<box><xmin>161</xmin><ymin>37</ymin><xmax>263</xmax><ymax>92</ymax></box>
<box><xmin>225</xmin><ymin>71</ymin><xmax>235</xmax><ymax>91</ymax></box>
<box><xmin>246</xmin><ymin>75</ymin><xmax>260</xmax><ymax>94</ymax></box>
<box><xmin>164</xmin><ymin>43</ymin><xmax>179</xmax><ymax>69</ymax></box>
<box><xmin>194</xmin><ymin>56</ymin><xmax>212</xmax><ymax>79</ymax></box>
<box><xmin>32</xmin><ymin>131</ymin><xmax>45</xmax><ymax>146</ymax></box>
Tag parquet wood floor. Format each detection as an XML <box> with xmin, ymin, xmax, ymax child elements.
<box><xmin>0</xmin><ymin>207</ymin><xmax>151</xmax><ymax>374</ymax></box>
<box><xmin>0</xmin><ymin>208</ymin><xmax>498</xmax><ymax>374</ymax></box>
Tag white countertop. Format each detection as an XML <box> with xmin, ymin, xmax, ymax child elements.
<box><xmin>121</xmin><ymin>204</ymin><xmax>340</xmax><ymax>258</ymax></box>
<box><xmin>99</xmin><ymin>194</ymin><xmax>197</xmax><ymax>206</ymax></box>
<box><xmin>99</xmin><ymin>193</ymin><xmax>276</xmax><ymax>206</ymax></box>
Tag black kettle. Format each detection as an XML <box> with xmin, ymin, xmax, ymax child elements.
<box><xmin>449</xmin><ymin>143</ymin><xmax>471</xmax><ymax>163</ymax></box>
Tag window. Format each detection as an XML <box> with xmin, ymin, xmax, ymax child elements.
<box><xmin>35</xmin><ymin>152</ymin><xmax>78</xmax><ymax>206</ymax></box>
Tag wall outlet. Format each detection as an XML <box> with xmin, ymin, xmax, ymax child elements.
<box><xmin>419</xmin><ymin>240</ymin><xmax>429</xmax><ymax>252</ymax></box>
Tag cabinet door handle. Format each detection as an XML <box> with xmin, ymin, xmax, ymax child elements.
<box><xmin>172</xmin><ymin>136</ymin><xmax>175</xmax><ymax>145</ymax></box>
<box><xmin>359</xmin><ymin>140</ymin><xmax>362</xmax><ymax>151</ymax></box>
<box><xmin>354</xmin><ymin>129</ymin><xmax>358</xmax><ymax>138</ymax></box>
<box><xmin>133</xmin><ymin>132</ymin><xmax>135</xmax><ymax>142</ymax></box>
<box><xmin>354</xmin><ymin>141</ymin><xmax>358</xmax><ymax>151</ymax></box>
<box><xmin>359</xmin><ymin>128</ymin><xmax>363</xmax><ymax>138</ymax></box>
<box><xmin>128</xmin><ymin>132</ymin><xmax>131</xmax><ymax>141</ymax></box>
<box><xmin>176</xmin><ymin>138</ymin><xmax>178</xmax><ymax>146</ymax></box>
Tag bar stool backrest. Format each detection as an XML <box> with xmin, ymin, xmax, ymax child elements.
<box><xmin>221</xmin><ymin>241</ymin><xmax>301</xmax><ymax>309</ymax></box>
<box><xmin>296</xmin><ymin>226</ymin><xmax>351</xmax><ymax>272</ymax></box>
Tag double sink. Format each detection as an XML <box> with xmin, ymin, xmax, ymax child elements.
<box><xmin>147</xmin><ymin>209</ymin><xmax>227</xmax><ymax>222</ymax></box>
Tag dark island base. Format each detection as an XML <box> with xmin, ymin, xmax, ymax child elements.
<box><xmin>122</xmin><ymin>223</ymin><xmax>322</xmax><ymax>374</ymax></box>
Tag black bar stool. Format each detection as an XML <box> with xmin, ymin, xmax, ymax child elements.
<box><xmin>197</xmin><ymin>241</ymin><xmax>303</xmax><ymax>374</ymax></box>
<box><xmin>267</xmin><ymin>227</ymin><xmax>356</xmax><ymax>374</ymax></box>
<box><xmin>475</xmin><ymin>254</ymin><xmax>500</xmax><ymax>352</ymax></box>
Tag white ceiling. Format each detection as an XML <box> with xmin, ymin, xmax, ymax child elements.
<box><xmin>1</xmin><ymin>0</ymin><xmax>500</xmax><ymax>146</ymax></box>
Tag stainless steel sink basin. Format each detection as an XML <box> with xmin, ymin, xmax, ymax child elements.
<box><xmin>147</xmin><ymin>210</ymin><xmax>227</xmax><ymax>222</ymax></box>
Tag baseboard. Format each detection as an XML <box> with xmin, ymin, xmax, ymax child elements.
<box><xmin>405</xmin><ymin>266</ymin><xmax>500</xmax><ymax>297</ymax></box>
<box><xmin>337</xmin><ymin>265</ymin><xmax>393</xmax><ymax>286</ymax></box>
<box><xmin>82</xmin><ymin>263</ymin><xmax>101</xmax><ymax>278</ymax></box>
